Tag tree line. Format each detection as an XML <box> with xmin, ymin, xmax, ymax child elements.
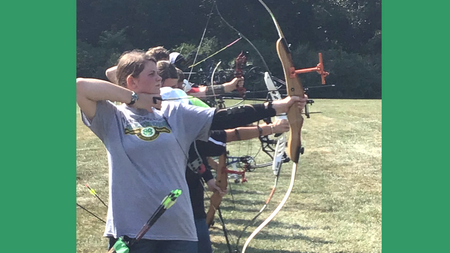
<box><xmin>77</xmin><ymin>0</ymin><xmax>381</xmax><ymax>99</ymax></box>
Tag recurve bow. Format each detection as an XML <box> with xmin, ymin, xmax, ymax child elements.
<box><xmin>205</xmin><ymin>152</ymin><xmax>233</xmax><ymax>253</ymax></box>
<box><xmin>235</xmin><ymin>51</ymin><xmax>247</xmax><ymax>97</ymax></box>
<box><xmin>205</xmin><ymin>152</ymin><xmax>228</xmax><ymax>226</ymax></box>
<box><xmin>241</xmin><ymin>1</ymin><xmax>307</xmax><ymax>252</ymax></box>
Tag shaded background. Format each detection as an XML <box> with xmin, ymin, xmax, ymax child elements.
<box><xmin>77</xmin><ymin>0</ymin><xmax>381</xmax><ymax>98</ymax></box>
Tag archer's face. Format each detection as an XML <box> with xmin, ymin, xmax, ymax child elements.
<box><xmin>133</xmin><ymin>61</ymin><xmax>162</xmax><ymax>94</ymax></box>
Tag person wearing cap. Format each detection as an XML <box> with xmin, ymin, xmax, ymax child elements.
<box><xmin>169</xmin><ymin>52</ymin><xmax>186</xmax><ymax>70</ymax></box>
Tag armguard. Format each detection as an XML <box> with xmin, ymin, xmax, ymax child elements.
<box><xmin>210</xmin><ymin>104</ymin><xmax>276</xmax><ymax>130</ymax></box>
<box><xmin>205</xmin><ymin>85</ymin><xmax>225</xmax><ymax>96</ymax></box>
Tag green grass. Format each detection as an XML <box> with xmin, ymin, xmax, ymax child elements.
<box><xmin>76</xmin><ymin>99</ymin><xmax>381</xmax><ymax>253</ymax></box>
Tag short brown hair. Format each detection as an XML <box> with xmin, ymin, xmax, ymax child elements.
<box><xmin>157</xmin><ymin>60</ymin><xmax>178</xmax><ymax>82</ymax></box>
<box><xmin>146</xmin><ymin>46</ymin><xmax>170</xmax><ymax>61</ymax></box>
<box><xmin>116</xmin><ymin>49</ymin><xmax>156</xmax><ymax>88</ymax></box>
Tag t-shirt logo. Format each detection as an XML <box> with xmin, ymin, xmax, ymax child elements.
<box><xmin>141</xmin><ymin>127</ymin><xmax>155</xmax><ymax>137</ymax></box>
<box><xmin>125</xmin><ymin>126</ymin><xmax>171</xmax><ymax>141</ymax></box>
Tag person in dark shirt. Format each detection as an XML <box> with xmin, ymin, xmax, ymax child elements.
<box><xmin>154</xmin><ymin>59</ymin><xmax>299</xmax><ymax>253</ymax></box>
<box><xmin>186</xmin><ymin>122</ymin><xmax>289</xmax><ymax>253</ymax></box>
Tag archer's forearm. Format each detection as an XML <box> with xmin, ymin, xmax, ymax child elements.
<box><xmin>188</xmin><ymin>84</ymin><xmax>226</xmax><ymax>98</ymax></box>
<box><xmin>225</xmin><ymin>124</ymin><xmax>274</xmax><ymax>142</ymax></box>
<box><xmin>207</xmin><ymin>157</ymin><xmax>219</xmax><ymax>171</ymax></box>
<box><xmin>205</xmin><ymin>85</ymin><xmax>226</xmax><ymax>96</ymax></box>
<box><xmin>76</xmin><ymin>78</ymin><xmax>132</xmax><ymax>104</ymax></box>
<box><xmin>210</xmin><ymin>104</ymin><xmax>275</xmax><ymax>130</ymax></box>
<box><xmin>76</xmin><ymin>78</ymin><xmax>134</xmax><ymax>119</ymax></box>
<box><xmin>202</xmin><ymin>168</ymin><xmax>213</xmax><ymax>182</ymax></box>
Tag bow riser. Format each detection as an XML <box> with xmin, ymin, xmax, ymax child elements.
<box><xmin>206</xmin><ymin>153</ymin><xmax>228</xmax><ymax>226</ymax></box>
<box><xmin>286</xmin><ymin>108</ymin><xmax>304</xmax><ymax>163</ymax></box>
<box><xmin>276</xmin><ymin>39</ymin><xmax>304</xmax><ymax>163</ymax></box>
<box><xmin>206</xmin><ymin>191</ymin><xmax>221</xmax><ymax>225</ymax></box>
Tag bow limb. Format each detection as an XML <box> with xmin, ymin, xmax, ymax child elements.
<box><xmin>235</xmin><ymin>73</ymin><xmax>288</xmax><ymax>251</ymax></box>
<box><xmin>241</xmin><ymin>2</ymin><xmax>305</xmax><ymax>252</ymax></box>
<box><xmin>240</xmin><ymin>73</ymin><xmax>295</xmax><ymax>253</ymax></box>
<box><xmin>210</xmin><ymin>61</ymin><xmax>226</xmax><ymax>109</ymax></box>
<box><xmin>205</xmin><ymin>152</ymin><xmax>228</xmax><ymax>226</ymax></box>
<box><xmin>214</xmin><ymin>1</ymin><xmax>273</xmax><ymax>80</ymax></box>
<box><xmin>241</xmin><ymin>162</ymin><xmax>297</xmax><ymax>253</ymax></box>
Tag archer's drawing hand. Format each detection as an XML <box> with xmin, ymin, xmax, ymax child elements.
<box><xmin>271</xmin><ymin>94</ymin><xmax>308</xmax><ymax>114</ymax></box>
<box><xmin>206</xmin><ymin>179</ymin><xmax>227</xmax><ymax>196</ymax></box>
<box><xmin>133</xmin><ymin>93</ymin><xmax>163</xmax><ymax>112</ymax></box>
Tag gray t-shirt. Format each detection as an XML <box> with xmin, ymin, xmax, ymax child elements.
<box><xmin>81</xmin><ymin>100</ymin><xmax>215</xmax><ymax>241</ymax></box>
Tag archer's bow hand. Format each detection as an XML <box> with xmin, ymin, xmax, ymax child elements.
<box><xmin>271</xmin><ymin>94</ymin><xmax>308</xmax><ymax>115</ymax></box>
<box><xmin>234</xmin><ymin>77</ymin><xmax>245</xmax><ymax>89</ymax></box>
<box><xmin>224</xmin><ymin>77</ymin><xmax>244</xmax><ymax>93</ymax></box>
<box><xmin>206</xmin><ymin>179</ymin><xmax>227</xmax><ymax>197</ymax></box>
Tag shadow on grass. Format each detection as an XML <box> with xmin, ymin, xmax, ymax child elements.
<box><xmin>218</xmin><ymin>200</ymin><xmax>335</xmax><ymax>214</ymax></box>
<box><xmin>210</xmin><ymin>219</ymin><xmax>317</xmax><ymax>232</ymax></box>
<box><xmin>213</xmin><ymin>240</ymin><xmax>323</xmax><ymax>253</ymax></box>
<box><xmin>210</xmin><ymin>220</ymin><xmax>334</xmax><ymax>247</ymax></box>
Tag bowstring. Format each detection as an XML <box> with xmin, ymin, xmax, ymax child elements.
<box><xmin>191</xmin><ymin>2</ymin><xmax>285</xmax><ymax>251</ymax></box>
<box><xmin>214</xmin><ymin>1</ymin><xmax>274</xmax><ymax>82</ymax></box>
<box><xmin>213</xmin><ymin>0</ymin><xmax>275</xmax><ymax>164</ymax></box>
<box><xmin>213</xmin><ymin>2</ymin><xmax>292</xmax><ymax>252</ymax></box>
<box><xmin>187</xmin><ymin>2</ymin><xmax>216</xmax><ymax>82</ymax></box>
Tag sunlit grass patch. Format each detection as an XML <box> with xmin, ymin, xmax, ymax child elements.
<box><xmin>76</xmin><ymin>99</ymin><xmax>381</xmax><ymax>253</ymax></box>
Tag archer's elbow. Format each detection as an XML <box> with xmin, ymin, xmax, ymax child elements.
<box><xmin>76</xmin><ymin>78</ymin><xmax>90</xmax><ymax>104</ymax></box>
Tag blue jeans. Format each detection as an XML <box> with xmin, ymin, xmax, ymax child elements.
<box><xmin>108</xmin><ymin>237</ymin><xmax>198</xmax><ymax>253</ymax></box>
<box><xmin>195</xmin><ymin>218</ymin><xmax>212</xmax><ymax>253</ymax></box>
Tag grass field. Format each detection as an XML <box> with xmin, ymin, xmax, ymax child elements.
<box><xmin>76</xmin><ymin>99</ymin><xmax>381</xmax><ymax>253</ymax></box>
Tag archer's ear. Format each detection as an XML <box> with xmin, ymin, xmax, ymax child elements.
<box><xmin>126</xmin><ymin>75</ymin><xmax>137</xmax><ymax>90</ymax></box>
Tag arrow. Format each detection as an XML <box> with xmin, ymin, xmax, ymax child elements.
<box><xmin>108</xmin><ymin>189</ymin><xmax>183</xmax><ymax>253</ymax></box>
<box><xmin>86</xmin><ymin>184</ymin><xmax>108</xmax><ymax>208</ymax></box>
<box><xmin>76</xmin><ymin>203</ymin><xmax>106</xmax><ymax>223</ymax></box>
